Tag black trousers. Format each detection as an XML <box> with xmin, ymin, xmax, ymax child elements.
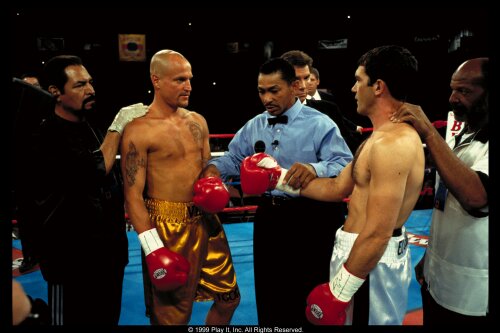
<box><xmin>48</xmin><ymin>262</ymin><xmax>125</xmax><ymax>325</ymax></box>
<box><xmin>421</xmin><ymin>282</ymin><xmax>490</xmax><ymax>325</ymax></box>
<box><xmin>252</xmin><ymin>196</ymin><xmax>346</xmax><ymax>326</ymax></box>
<box><xmin>18</xmin><ymin>216</ymin><xmax>38</xmax><ymax>261</ymax></box>
<box><xmin>16</xmin><ymin>212</ymin><xmax>41</xmax><ymax>263</ymax></box>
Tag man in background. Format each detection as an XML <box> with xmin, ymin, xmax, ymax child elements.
<box><xmin>307</xmin><ymin>66</ymin><xmax>336</xmax><ymax>103</ymax></box>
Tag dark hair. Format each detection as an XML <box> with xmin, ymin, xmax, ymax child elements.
<box><xmin>20</xmin><ymin>72</ymin><xmax>39</xmax><ymax>80</ymax></box>
<box><xmin>259</xmin><ymin>58</ymin><xmax>297</xmax><ymax>85</ymax></box>
<box><xmin>310</xmin><ymin>67</ymin><xmax>320</xmax><ymax>80</ymax></box>
<box><xmin>479</xmin><ymin>58</ymin><xmax>489</xmax><ymax>90</ymax></box>
<box><xmin>280</xmin><ymin>50</ymin><xmax>313</xmax><ymax>68</ymax></box>
<box><xmin>358</xmin><ymin>45</ymin><xmax>418</xmax><ymax>101</ymax></box>
<box><xmin>42</xmin><ymin>55</ymin><xmax>83</xmax><ymax>93</ymax></box>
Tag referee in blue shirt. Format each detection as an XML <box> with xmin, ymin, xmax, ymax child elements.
<box><xmin>204</xmin><ymin>58</ymin><xmax>352</xmax><ymax>325</ymax></box>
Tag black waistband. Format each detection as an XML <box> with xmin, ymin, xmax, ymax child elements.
<box><xmin>260</xmin><ymin>194</ymin><xmax>297</xmax><ymax>206</ymax></box>
<box><xmin>341</xmin><ymin>226</ymin><xmax>403</xmax><ymax>237</ymax></box>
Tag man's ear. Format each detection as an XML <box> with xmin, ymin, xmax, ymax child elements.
<box><xmin>48</xmin><ymin>85</ymin><xmax>60</xmax><ymax>98</ymax></box>
<box><xmin>152</xmin><ymin>75</ymin><xmax>160</xmax><ymax>89</ymax></box>
<box><xmin>374</xmin><ymin>79</ymin><xmax>385</xmax><ymax>96</ymax></box>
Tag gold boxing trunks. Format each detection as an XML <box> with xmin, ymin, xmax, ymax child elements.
<box><xmin>143</xmin><ymin>198</ymin><xmax>239</xmax><ymax>325</ymax></box>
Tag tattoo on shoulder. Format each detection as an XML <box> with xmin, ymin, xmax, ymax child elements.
<box><xmin>125</xmin><ymin>141</ymin><xmax>146</xmax><ymax>186</ymax></box>
<box><xmin>188</xmin><ymin>121</ymin><xmax>203</xmax><ymax>145</ymax></box>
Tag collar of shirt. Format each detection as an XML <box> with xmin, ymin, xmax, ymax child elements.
<box><xmin>453</xmin><ymin>123</ymin><xmax>489</xmax><ymax>147</ymax></box>
<box><xmin>266</xmin><ymin>98</ymin><xmax>302</xmax><ymax>126</ymax></box>
<box><xmin>209</xmin><ymin>97</ymin><xmax>353</xmax><ymax>184</ymax></box>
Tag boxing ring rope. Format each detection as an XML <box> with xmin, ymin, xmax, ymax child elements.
<box><xmin>209</xmin><ymin>134</ymin><xmax>236</xmax><ymax>139</ymax></box>
<box><xmin>13</xmin><ymin>122</ymin><xmax>443</xmax><ymax>225</ymax></box>
<box><xmin>359</xmin><ymin>120</ymin><xmax>447</xmax><ymax>133</ymax></box>
<box><xmin>342</xmin><ymin>187</ymin><xmax>433</xmax><ymax>203</ymax></box>
<box><xmin>211</xmin><ymin>121</ymin><xmax>447</xmax><ymax>138</ymax></box>
<box><xmin>122</xmin><ymin>121</ymin><xmax>446</xmax><ymax>218</ymax></box>
<box><xmin>116</xmin><ymin>121</ymin><xmax>447</xmax><ymax>160</ymax></box>
<box><xmin>221</xmin><ymin>206</ymin><xmax>259</xmax><ymax>213</ymax></box>
<box><xmin>210</xmin><ymin>122</ymin><xmax>444</xmax><ymax>213</ymax></box>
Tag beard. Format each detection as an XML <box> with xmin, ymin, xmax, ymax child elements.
<box><xmin>78</xmin><ymin>96</ymin><xmax>97</xmax><ymax>116</ymax></box>
<box><xmin>451</xmin><ymin>103</ymin><xmax>467</xmax><ymax>122</ymax></box>
<box><xmin>451</xmin><ymin>94</ymin><xmax>488</xmax><ymax>123</ymax></box>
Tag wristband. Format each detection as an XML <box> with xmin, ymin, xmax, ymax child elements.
<box><xmin>276</xmin><ymin>168</ymin><xmax>300</xmax><ymax>195</ymax></box>
<box><xmin>138</xmin><ymin>228</ymin><xmax>164</xmax><ymax>256</ymax></box>
<box><xmin>329</xmin><ymin>264</ymin><xmax>365</xmax><ymax>302</ymax></box>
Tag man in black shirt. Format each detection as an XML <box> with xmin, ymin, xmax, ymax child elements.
<box><xmin>15</xmin><ymin>55</ymin><xmax>147</xmax><ymax>325</ymax></box>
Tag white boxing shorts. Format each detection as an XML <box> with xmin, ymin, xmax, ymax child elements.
<box><xmin>330</xmin><ymin>226</ymin><xmax>411</xmax><ymax>325</ymax></box>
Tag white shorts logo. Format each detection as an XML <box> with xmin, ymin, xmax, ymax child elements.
<box><xmin>12</xmin><ymin>258</ymin><xmax>23</xmax><ymax>270</ymax></box>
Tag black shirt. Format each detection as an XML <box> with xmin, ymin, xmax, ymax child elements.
<box><xmin>16</xmin><ymin>114</ymin><xmax>128</xmax><ymax>282</ymax></box>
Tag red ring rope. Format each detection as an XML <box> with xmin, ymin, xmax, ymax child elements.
<box><xmin>222</xmin><ymin>205</ymin><xmax>258</xmax><ymax>213</ymax></box>
<box><xmin>18</xmin><ymin>124</ymin><xmax>445</xmax><ymax>226</ymax></box>
<box><xmin>16</xmin><ymin>187</ymin><xmax>434</xmax><ymax>226</ymax></box>
<box><xmin>342</xmin><ymin>187</ymin><xmax>433</xmax><ymax>203</ymax></box>
<box><xmin>209</xmin><ymin>134</ymin><xmax>235</xmax><ymax>139</ymax></box>
<box><xmin>360</xmin><ymin>120</ymin><xmax>447</xmax><ymax>133</ymax></box>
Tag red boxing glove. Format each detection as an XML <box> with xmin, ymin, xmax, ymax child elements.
<box><xmin>240</xmin><ymin>153</ymin><xmax>281</xmax><ymax>195</ymax></box>
<box><xmin>240</xmin><ymin>153</ymin><xmax>299</xmax><ymax>195</ymax></box>
<box><xmin>305</xmin><ymin>283</ymin><xmax>349</xmax><ymax>325</ymax></box>
<box><xmin>138</xmin><ymin>228</ymin><xmax>190</xmax><ymax>291</ymax></box>
<box><xmin>193</xmin><ymin>177</ymin><xmax>230</xmax><ymax>213</ymax></box>
<box><xmin>305</xmin><ymin>264</ymin><xmax>365</xmax><ymax>325</ymax></box>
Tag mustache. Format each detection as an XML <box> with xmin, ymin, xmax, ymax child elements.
<box><xmin>450</xmin><ymin>102</ymin><xmax>465</xmax><ymax>113</ymax></box>
<box><xmin>83</xmin><ymin>95</ymin><xmax>96</xmax><ymax>104</ymax></box>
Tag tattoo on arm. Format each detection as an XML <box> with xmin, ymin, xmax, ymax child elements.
<box><xmin>188</xmin><ymin>121</ymin><xmax>203</xmax><ymax>145</ymax></box>
<box><xmin>125</xmin><ymin>141</ymin><xmax>146</xmax><ymax>186</ymax></box>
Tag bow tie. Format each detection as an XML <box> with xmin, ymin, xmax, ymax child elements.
<box><xmin>268</xmin><ymin>115</ymin><xmax>288</xmax><ymax>126</ymax></box>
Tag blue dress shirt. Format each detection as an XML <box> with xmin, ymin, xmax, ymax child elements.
<box><xmin>209</xmin><ymin>98</ymin><xmax>353</xmax><ymax>196</ymax></box>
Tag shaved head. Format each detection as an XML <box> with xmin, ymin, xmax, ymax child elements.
<box><xmin>150</xmin><ymin>49</ymin><xmax>187</xmax><ymax>77</ymax></box>
<box><xmin>449</xmin><ymin>57</ymin><xmax>488</xmax><ymax>127</ymax></box>
<box><xmin>453</xmin><ymin>57</ymin><xmax>488</xmax><ymax>87</ymax></box>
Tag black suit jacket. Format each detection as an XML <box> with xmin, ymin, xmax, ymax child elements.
<box><xmin>306</xmin><ymin>99</ymin><xmax>362</xmax><ymax>153</ymax></box>
<box><xmin>318</xmin><ymin>90</ymin><xmax>336</xmax><ymax>103</ymax></box>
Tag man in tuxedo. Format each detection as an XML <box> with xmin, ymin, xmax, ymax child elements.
<box><xmin>307</xmin><ymin>66</ymin><xmax>336</xmax><ymax>103</ymax></box>
<box><xmin>281</xmin><ymin>51</ymin><xmax>363</xmax><ymax>153</ymax></box>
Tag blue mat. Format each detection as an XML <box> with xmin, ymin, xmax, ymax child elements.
<box><xmin>13</xmin><ymin>223</ymin><xmax>258</xmax><ymax>325</ymax></box>
<box><xmin>404</xmin><ymin>209</ymin><xmax>432</xmax><ymax>312</ymax></box>
<box><xmin>13</xmin><ymin>209</ymin><xmax>432</xmax><ymax>325</ymax></box>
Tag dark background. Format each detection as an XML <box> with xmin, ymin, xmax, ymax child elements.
<box><xmin>9</xmin><ymin>7</ymin><xmax>490</xmax><ymax>134</ymax></box>
<box><xmin>3</xmin><ymin>7</ymin><xmax>493</xmax><ymax>326</ymax></box>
